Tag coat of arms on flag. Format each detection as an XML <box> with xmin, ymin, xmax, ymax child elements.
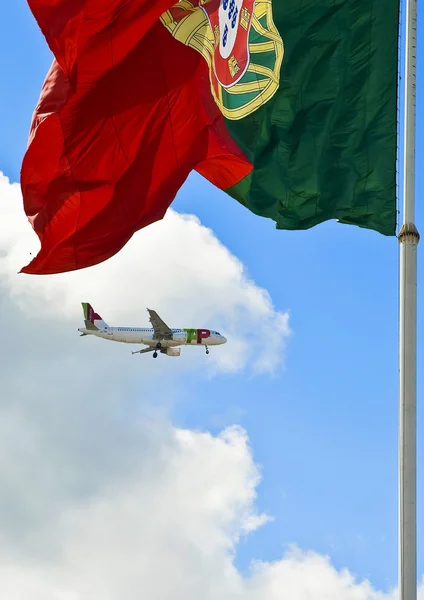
<box><xmin>161</xmin><ymin>0</ymin><xmax>283</xmax><ymax>120</ymax></box>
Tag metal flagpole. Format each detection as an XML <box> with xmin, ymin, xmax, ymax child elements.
<box><xmin>399</xmin><ymin>0</ymin><xmax>419</xmax><ymax>598</ymax></box>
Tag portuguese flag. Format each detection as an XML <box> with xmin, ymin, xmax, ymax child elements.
<box><xmin>21</xmin><ymin>0</ymin><xmax>399</xmax><ymax>275</ymax></box>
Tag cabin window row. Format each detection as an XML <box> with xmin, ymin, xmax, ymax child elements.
<box><xmin>115</xmin><ymin>328</ymin><xmax>154</xmax><ymax>332</ymax></box>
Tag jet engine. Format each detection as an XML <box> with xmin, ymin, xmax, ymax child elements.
<box><xmin>164</xmin><ymin>347</ymin><xmax>181</xmax><ymax>357</ymax></box>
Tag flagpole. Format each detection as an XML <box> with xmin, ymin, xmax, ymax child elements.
<box><xmin>399</xmin><ymin>0</ymin><xmax>419</xmax><ymax>598</ymax></box>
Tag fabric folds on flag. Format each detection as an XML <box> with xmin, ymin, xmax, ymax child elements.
<box><xmin>21</xmin><ymin>0</ymin><xmax>400</xmax><ymax>275</ymax></box>
<box><xmin>21</xmin><ymin>0</ymin><xmax>252</xmax><ymax>274</ymax></box>
<box><xmin>224</xmin><ymin>0</ymin><xmax>400</xmax><ymax>237</ymax></box>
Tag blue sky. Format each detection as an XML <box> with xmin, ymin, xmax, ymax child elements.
<box><xmin>0</xmin><ymin>0</ymin><xmax>422</xmax><ymax>593</ymax></box>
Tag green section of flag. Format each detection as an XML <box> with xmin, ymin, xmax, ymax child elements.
<box><xmin>225</xmin><ymin>0</ymin><xmax>400</xmax><ymax>236</ymax></box>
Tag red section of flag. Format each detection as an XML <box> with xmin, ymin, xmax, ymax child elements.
<box><xmin>21</xmin><ymin>0</ymin><xmax>252</xmax><ymax>275</ymax></box>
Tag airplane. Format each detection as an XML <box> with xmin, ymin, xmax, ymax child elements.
<box><xmin>78</xmin><ymin>303</ymin><xmax>227</xmax><ymax>358</ymax></box>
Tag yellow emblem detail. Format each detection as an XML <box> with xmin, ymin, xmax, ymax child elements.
<box><xmin>240</xmin><ymin>7</ymin><xmax>250</xmax><ymax>30</ymax></box>
<box><xmin>160</xmin><ymin>0</ymin><xmax>284</xmax><ymax>121</ymax></box>
<box><xmin>214</xmin><ymin>24</ymin><xmax>220</xmax><ymax>47</ymax></box>
<box><xmin>228</xmin><ymin>55</ymin><xmax>241</xmax><ymax>78</ymax></box>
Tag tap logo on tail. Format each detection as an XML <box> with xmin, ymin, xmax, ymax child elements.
<box><xmin>161</xmin><ymin>0</ymin><xmax>283</xmax><ymax>120</ymax></box>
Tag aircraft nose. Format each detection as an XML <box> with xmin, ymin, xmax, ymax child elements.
<box><xmin>221</xmin><ymin>336</ymin><xmax>227</xmax><ymax>344</ymax></box>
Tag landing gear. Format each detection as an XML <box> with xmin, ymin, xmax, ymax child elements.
<box><xmin>153</xmin><ymin>351</ymin><xmax>158</xmax><ymax>358</ymax></box>
<box><xmin>205</xmin><ymin>345</ymin><xmax>209</xmax><ymax>355</ymax></box>
<box><xmin>153</xmin><ymin>342</ymin><xmax>161</xmax><ymax>359</ymax></box>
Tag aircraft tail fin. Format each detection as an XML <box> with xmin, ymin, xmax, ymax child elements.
<box><xmin>81</xmin><ymin>302</ymin><xmax>108</xmax><ymax>331</ymax></box>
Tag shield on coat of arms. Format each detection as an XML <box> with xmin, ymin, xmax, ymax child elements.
<box><xmin>200</xmin><ymin>0</ymin><xmax>255</xmax><ymax>88</ymax></box>
<box><xmin>161</xmin><ymin>0</ymin><xmax>283</xmax><ymax>120</ymax></box>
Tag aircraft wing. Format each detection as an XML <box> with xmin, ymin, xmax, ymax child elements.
<box><xmin>132</xmin><ymin>347</ymin><xmax>155</xmax><ymax>355</ymax></box>
<box><xmin>147</xmin><ymin>309</ymin><xmax>173</xmax><ymax>339</ymax></box>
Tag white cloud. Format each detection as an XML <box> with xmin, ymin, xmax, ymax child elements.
<box><xmin>0</xmin><ymin>171</ymin><xmax>290</xmax><ymax>376</ymax></box>
<box><xmin>0</xmin><ymin>169</ymin><xmax>420</xmax><ymax>600</ymax></box>
<box><xmin>0</xmin><ymin>411</ymin><xmax>419</xmax><ymax>600</ymax></box>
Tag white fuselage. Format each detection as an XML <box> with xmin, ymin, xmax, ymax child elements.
<box><xmin>78</xmin><ymin>325</ymin><xmax>227</xmax><ymax>348</ymax></box>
